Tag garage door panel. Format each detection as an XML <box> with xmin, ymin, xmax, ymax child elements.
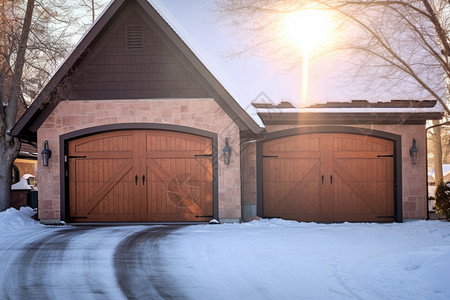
<box><xmin>287</xmin><ymin>182</ymin><xmax>320</xmax><ymax>219</ymax></box>
<box><xmin>333</xmin><ymin>134</ymin><xmax>391</xmax><ymax>152</ymax></box>
<box><xmin>334</xmin><ymin>157</ymin><xmax>394</xmax><ymax>217</ymax></box>
<box><xmin>144</xmin><ymin>157</ymin><xmax>212</xmax><ymax>221</ymax></box>
<box><xmin>332</xmin><ymin>177</ymin><xmax>393</xmax><ymax>221</ymax></box>
<box><xmin>90</xmin><ymin>172</ymin><xmax>135</xmax><ymax>216</ymax></box>
<box><xmin>333</xmin><ymin>180</ymin><xmax>381</xmax><ymax>215</ymax></box>
<box><xmin>145</xmin><ymin>131</ymin><xmax>212</xmax><ymax>153</ymax></box>
<box><xmin>263</xmin><ymin>133</ymin><xmax>395</xmax><ymax>222</ymax></box>
<box><xmin>263</xmin><ymin>135</ymin><xmax>320</xmax><ymax>153</ymax></box>
<box><xmin>335</xmin><ymin>158</ymin><xmax>390</xmax><ymax>183</ymax></box>
<box><xmin>69</xmin><ymin>130</ymin><xmax>213</xmax><ymax>222</ymax></box>
<box><xmin>73</xmin><ymin>132</ymin><xmax>134</xmax><ymax>153</ymax></box>
<box><xmin>69</xmin><ymin>158</ymin><xmax>138</xmax><ymax>221</ymax></box>
<box><xmin>263</xmin><ymin>158</ymin><xmax>320</xmax><ymax>217</ymax></box>
<box><xmin>333</xmin><ymin>160</ymin><xmax>386</xmax><ymax>214</ymax></box>
<box><xmin>143</xmin><ymin>131</ymin><xmax>213</xmax><ymax>221</ymax></box>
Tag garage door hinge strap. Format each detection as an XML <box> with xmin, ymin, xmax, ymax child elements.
<box><xmin>377</xmin><ymin>154</ymin><xmax>394</xmax><ymax>158</ymax></box>
<box><xmin>68</xmin><ymin>155</ymin><xmax>87</xmax><ymax>159</ymax></box>
<box><xmin>194</xmin><ymin>154</ymin><xmax>212</xmax><ymax>157</ymax></box>
<box><xmin>263</xmin><ymin>155</ymin><xmax>278</xmax><ymax>158</ymax></box>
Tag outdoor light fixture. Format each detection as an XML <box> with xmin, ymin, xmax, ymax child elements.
<box><xmin>41</xmin><ymin>140</ymin><xmax>52</xmax><ymax>167</ymax></box>
<box><xmin>409</xmin><ymin>138</ymin><xmax>418</xmax><ymax>165</ymax></box>
<box><xmin>223</xmin><ymin>137</ymin><xmax>231</xmax><ymax>165</ymax></box>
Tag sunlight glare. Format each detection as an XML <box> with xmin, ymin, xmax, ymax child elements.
<box><xmin>279</xmin><ymin>9</ymin><xmax>337</xmax><ymax>105</ymax></box>
<box><xmin>281</xmin><ymin>9</ymin><xmax>335</xmax><ymax>57</ymax></box>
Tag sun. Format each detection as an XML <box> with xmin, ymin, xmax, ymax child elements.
<box><xmin>276</xmin><ymin>8</ymin><xmax>338</xmax><ymax>105</ymax></box>
<box><xmin>280</xmin><ymin>9</ymin><xmax>336</xmax><ymax>57</ymax></box>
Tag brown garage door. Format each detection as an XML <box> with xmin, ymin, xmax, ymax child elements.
<box><xmin>68</xmin><ymin>130</ymin><xmax>213</xmax><ymax>222</ymax></box>
<box><xmin>263</xmin><ymin>133</ymin><xmax>394</xmax><ymax>222</ymax></box>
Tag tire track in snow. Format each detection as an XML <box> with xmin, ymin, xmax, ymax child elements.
<box><xmin>2</xmin><ymin>226</ymin><xmax>94</xmax><ymax>300</ymax></box>
<box><xmin>114</xmin><ymin>225</ymin><xmax>183</xmax><ymax>300</ymax></box>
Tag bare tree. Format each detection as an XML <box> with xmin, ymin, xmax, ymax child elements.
<box><xmin>216</xmin><ymin>0</ymin><xmax>450</xmax><ymax>180</ymax></box>
<box><xmin>0</xmin><ymin>0</ymin><xmax>75</xmax><ymax>211</ymax></box>
<box><xmin>428</xmin><ymin>117</ymin><xmax>450</xmax><ymax>182</ymax></box>
<box><xmin>78</xmin><ymin>0</ymin><xmax>108</xmax><ymax>25</ymax></box>
<box><xmin>0</xmin><ymin>0</ymin><xmax>35</xmax><ymax>211</ymax></box>
<box><xmin>0</xmin><ymin>0</ymin><xmax>111</xmax><ymax>211</ymax></box>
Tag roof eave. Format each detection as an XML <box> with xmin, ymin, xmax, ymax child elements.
<box><xmin>258</xmin><ymin>111</ymin><xmax>444</xmax><ymax>126</ymax></box>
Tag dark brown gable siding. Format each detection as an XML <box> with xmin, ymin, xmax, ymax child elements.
<box><xmin>68</xmin><ymin>8</ymin><xmax>210</xmax><ymax>100</ymax></box>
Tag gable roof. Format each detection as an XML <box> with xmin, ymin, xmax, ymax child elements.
<box><xmin>11</xmin><ymin>0</ymin><xmax>263</xmax><ymax>142</ymax></box>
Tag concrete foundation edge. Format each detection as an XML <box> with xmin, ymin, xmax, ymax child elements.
<box><xmin>219</xmin><ymin>218</ymin><xmax>241</xmax><ymax>224</ymax></box>
<box><xmin>40</xmin><ymin>219</ymin><xmax>62</xmax><ymax>225</ymax></box>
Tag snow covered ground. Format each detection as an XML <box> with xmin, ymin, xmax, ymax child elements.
<box><xmin>1</xmin><ymin>207</ymin><xmax>450</xmax><ymax>299</ymax></box>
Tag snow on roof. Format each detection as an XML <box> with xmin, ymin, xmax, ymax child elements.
<box><xmin>256</xmin><ymin>106</ymin><xmax>444</xmax><ymax>114</ymax></box>
<box><xmin>254</xmin><ymin>100</ymin><xmax>445</xmax><ymax>114</ymax></box>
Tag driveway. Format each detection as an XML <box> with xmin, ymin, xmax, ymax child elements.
<box><xmin>1</xmin><ymin>225</ymin><xmax>182</xmax><ymax>300</ymax></box>
<box><xmin>2</xmin><ymin>219</ymin><xmax>450</xmax><ymax>300</ymax></box>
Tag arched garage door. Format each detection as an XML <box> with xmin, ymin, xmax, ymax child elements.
<box><xmin>262</xmin><ymin>133</ymin><xmax>395</xmax><ymax>222</ymax></box>
<box><xmin>68</xmin><ymin>130</ymin><xmax>213</xmax><ymax>222</ymax></box>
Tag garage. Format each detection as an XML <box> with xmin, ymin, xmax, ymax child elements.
<box><xmin>68</xmin><ymin>130</ymin><xmax>214</xmax><ymax>222</ymax></box>
<box><xmin>261</xmin><ymin>133</ymin><xmax>395</xmax><ymax>222</ymax></box>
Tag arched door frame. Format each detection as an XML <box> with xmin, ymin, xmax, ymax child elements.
<box><xmin>59</xmin><ymin>123</ymin><xmax>219</xmax><ymax>222</ymax></box>
<box><xmin>256</xmin><ymin>126</ymin><xmax>402</xmax><ymax>222</ymax></box>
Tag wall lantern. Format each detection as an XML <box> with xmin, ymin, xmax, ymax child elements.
<box><xmin>41</xmin><ymin>140</ymin><xmax>52</xmax><ymax>167</ymax></box>
<box><xmin>409</xmin><ymin>138</ymin><xmax>418</xmax><ymax>165</ymax></box>
<box><xmin>223</xmin><ymin>137</ymin><xmax>231</xmax><ymax>165</ymax></box>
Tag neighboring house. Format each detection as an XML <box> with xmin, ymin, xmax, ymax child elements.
<box><xmin>428</xmin><ymin>164</ymin><xmax>450</xmax><ymax>183</ymax></box>
<box><xmin>12</xmin><ymin>0</ymin><xmax>444</xmax><ymax>224</ymax></box>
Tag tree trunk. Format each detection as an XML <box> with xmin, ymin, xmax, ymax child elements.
<box><xmin>0</xmin><ymin>0</ymin><xmax>35</xmax><ymax>211</ymax></box>
<box><xmin>432</xmin><ymin>120</ymin><xmax>444</xmax><ymax>184</ymax></box>
<box><xmin>0</xmin><ymin>139</ymin><xmax>19</xmax><ymax>211</ymax></box>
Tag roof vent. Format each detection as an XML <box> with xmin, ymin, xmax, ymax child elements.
<box><xmin>127</xmin><ymin>26</ymin><xmax>144</xmax><ymax>50</ymax></box>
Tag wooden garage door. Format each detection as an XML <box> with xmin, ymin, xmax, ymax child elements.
<box><xmin>68</xmin><ymin>130</ymin><xmax>213</xmax><ymax>222</ymax></box>
<box><xmin>263</xmin><ymin>133</ymin><xmax>394</xmax><ymax>222</ymax></box>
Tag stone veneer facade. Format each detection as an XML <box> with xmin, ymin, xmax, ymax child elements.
<box><xmin>241</xmin><ymin>124</ymin><xmax>428</xmax><ymax>220</ymax></box>
<box><xmin>36</xmin><ymin>99</ymin><xmax>241</xmax><ymax>223</ymax></box>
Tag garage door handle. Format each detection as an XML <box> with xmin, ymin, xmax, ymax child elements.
<box><xmin>142</xmin><ymin>175</ymin><xmax>146</xmax><ymax>185</ymax></box>
<box><xmin>135</xmin><ymin>175</ymin><xmax>138</xmax><ymax>185</ymax></box>
<box><xmin>330</xmin><ymin>175</ymin><xmax>333</xmax><ymax>185</ymax></box>
<box><xmin>321</xmin><ymin>175</ymin><xmax>324</xmax><ymax>185</ymax></box>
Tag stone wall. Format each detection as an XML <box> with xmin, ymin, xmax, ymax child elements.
<box><xmin>241</xmin><ymin>141</ymin><xmax>257</xmax><ymax>221</ymax></box>
<box><xmin>36</xmin><ymin>98</ymin><xmax>241</xmax><ymax>222</ymax></box>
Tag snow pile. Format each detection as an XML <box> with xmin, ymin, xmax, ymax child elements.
<box><xmin>0</xmin><ymin>207</ymin><xmax>42</xmax><ymax>230</ymax></box>
<box><xmin>10</xmin><ymin>177</ymin><xmax>32</xmax><ymax>190</ymax></box>
<box><xmin>161</xmin><ymin>219</ymin><xmax>450</xmax><ymax>300</ymax></box>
